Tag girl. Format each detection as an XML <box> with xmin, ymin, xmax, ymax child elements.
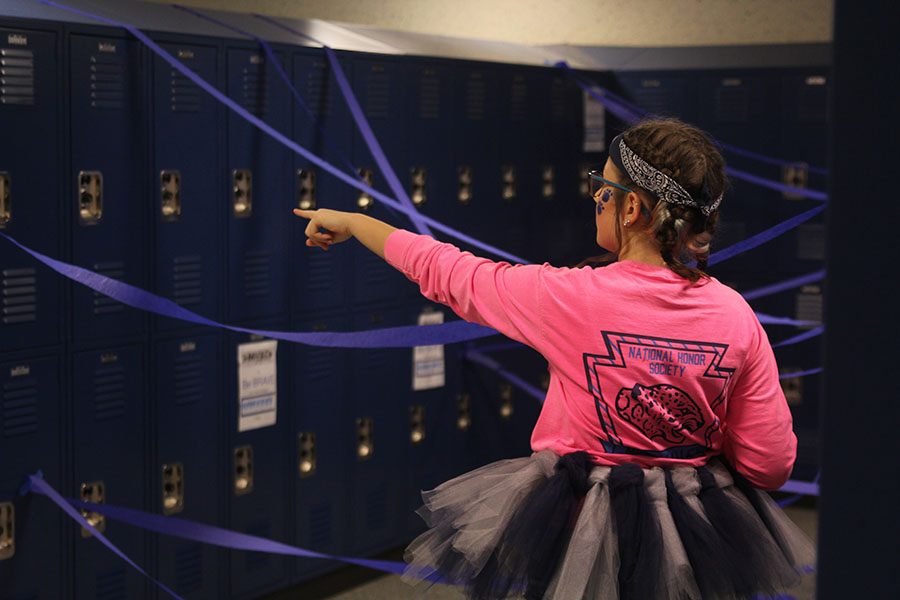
<box><xmin>293</xmin><ymin>118</ymin><xmax>814</xmax><ymax>599</ymax></box>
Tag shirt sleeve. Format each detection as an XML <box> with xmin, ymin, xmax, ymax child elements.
<box><xmin>384</xmin><ymin>229</ymin><xmax>547</xmax><ymax>351</ymax></box>
<box><xmin>721</xmin><ymin>316</ymin><xmax>798</xmax><ymax>490</ymax></box>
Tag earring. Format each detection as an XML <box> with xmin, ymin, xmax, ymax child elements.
<box><xmin>623</xmin><ymin>219</ymin><xmax>630</xmax><ymax>226</ymax></box>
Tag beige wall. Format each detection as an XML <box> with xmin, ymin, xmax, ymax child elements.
<box><xmin>142</xmin><ymin>0</ymin><xmax>833</xmax><ymax>46</ymax></box>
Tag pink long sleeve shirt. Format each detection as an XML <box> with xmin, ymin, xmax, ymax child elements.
<box><xmin>384</xmin><ymin>230</ymin><xmax>797</xmax><ymax>490</ymax></box>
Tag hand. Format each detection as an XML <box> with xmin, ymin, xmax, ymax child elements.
<box><xmin>292</xmin><ymin>208</ymin><xmax>356</xmax><ymax>251</ymax></box>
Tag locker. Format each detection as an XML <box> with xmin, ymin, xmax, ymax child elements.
<box><xmin>71</xmin><ymin>343</ymin><xmax>147</xmax><ymax>599</ymax></box>
<box><xmin>290</xmin><ymin>50</ymin><xmax>355</xmax><ymax>316</ymax></box>
<box><xmin>0</xmin><ymin>26</ymin><xmax>64</xmax><ymax>351</ymax></box>
<box><xmin>224</xmin><ymin>322</ymin><xmax>290</xmax><ymax>599</ymax></box>
<box><xmin>153</xmin><ymin>333</ymin><xmax>222</xmax><ymax>599</ymax></box>
<box><xmin>0</xmin><ymin>353</ymin><xmax>64</xmax><ymax>600</ymax></box>
<box><xmin>151</xmin><ymin>41</ymin><xmax>222</xmax><ymax>334</ymax></box>
<box><xmin>70</xmin><ymin>33</ymin><xmax>146</xmax><ymax>345</ymax></box>
<box><xmin>225</xmin><ymin>45</ymin><xmax>292</xmax><ymax>323</ymax></box>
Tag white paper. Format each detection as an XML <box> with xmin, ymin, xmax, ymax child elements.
<box><xmin>583</xmin><ymin>87</ymin><xmax>607</xmax><ymax>153</ymax></box>
<box><xmin>237</xmin><ymin>340</ymin><xmax>278</xmax><ymax>432</ymax></box>
<box><xmin>413</xmin><ymin>311</ymin><xmax>445</xmax><ymax>391</ymax></box>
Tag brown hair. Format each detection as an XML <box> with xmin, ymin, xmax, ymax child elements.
<box><xmin>580</xmin><ymin>118</ymin><xmax>728</xmax><ymax>282</ymax></box>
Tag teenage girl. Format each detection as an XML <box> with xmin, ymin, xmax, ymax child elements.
<box><xmin>293</xmin><ymin>117</ymin><xmax>814</xmax><ymax>599</ymax></box>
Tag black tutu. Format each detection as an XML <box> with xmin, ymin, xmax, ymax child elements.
<box><xmin>402</xmin><ymin>451</ymin><xmax>815</xmax><ymax>599</ymax></box>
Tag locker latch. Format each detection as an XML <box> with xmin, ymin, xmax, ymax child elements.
<box><xmin>356</xmin><ymin>167</ymin><xmax>374</xmax><ymax>210</ymax></box>
<box><xmin>232</xmin><ymin>169</ymin><xmax>252</xmax><ymax>218</ymax></box>
<box><xmin>77</xmin><ymin>171</ymin><xmax>103</xmax><ymax>225</ymax></box>
<box><xmin>457</xmin><ymin>393</ymin><xmax>471</xmax><ymax>431</ymax></box>
<box><xmin>160</xmin><ymin>170</ymin><xmax>182</xmax><ymax>222</ymax></box>
<box><xmin>410</xmin><ymin>167</ymin><xmax>427</xmax><ymax>206</ymax></box>
<box><xmin>298</xmin><ymin>431</ymin><xmax>317</xmax><ymax>477</ymax></box>
<box><xmin>541</xmin><ymin>165</ymin><xmax>555</xmax><ymax>200</ymax></box>
<box><xmin>499</xmin><ymin>383</ymin><xmax>514</xmax><ymax>419</ymax></box>
<box><xmin>457</xmin><ymin>165</ymin><xmax>473</xmax><ymax>205</ymax></box>
<box><xmin>0</xmin><ymin>502</ymin><xmax>13</xmax><ymax>560</ymax></box>
<box><xmin>297</xmin><ymin>169</ymin><xmax>316</xmax><ymax>210</ymax></box>
<box><xmin>0</xmin><ymin>172</ymin><xmax>10</xmax><ymax>228</ymax></box>
<box><xmin>409</xmin><ymin>405</ymin><xmax>425</xmax><ymax>444</ymax></box>
<box><xmin>501</xmin><ymin>165</ymin><xmax>516</xmax><ymax>201</ymax></box>
<box><xmin>233</xmin><ymin>445</ymin><xmax>254</xmax><ymax>495</ymax></box>
<box><xmin>79</xmin><ymin>481</ymin><xmax>106</xmax><ymax>537</ymax></box>
<box><xmin>782</xmin><ymin>163</ymin><xmax>808</xmax><ymax>200</ymax></box>
<box><xmin>161</xmin><ymin>462</ymin><xmax>184</xmax><ymax>515</ymax></box>
<box><xmin>356</xmin><ymin>417</ymin><xmax>374</xmax><ymax>460</ymax></box>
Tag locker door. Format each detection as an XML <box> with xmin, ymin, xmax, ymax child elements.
<box><xmin>72</xmin><ymin>344</ymin><xmax>146</xmax><ymax>599</ymax></box>
<box><xmin>70</xmin><ymin>34</ymin><xmax>146</xmax><ymax>344</ymax></box>
<box><xmin>225</xmin><ymin>46</ymin><xmax>291</xmax><ymax>323</ymax></box>
<box><xmin>154</xmin><ymin>334</ymin><xmax>222</xmax><ymax>599</ymax></box>
<box><xmin>224</xmin><ymin>323</ymin><xmax>290</xmax><ymax>599</ymax></box>
<box><xmin>349</xmin><ymin>56</ymin><xmax>418</xmax><ymax>306</ymax></box>
<box><xmin>0</xmin><ymin>354</ymin><xmax>63</xmax><ymax>599</ymax></box>
<box><xmin>290</xmin><ymin>51</ymin><xmax>354</xmax><ymax>317</ymax></box>
<box><xmin>0</xmin><ymin>27</ymin><xmax>64</xmax><ymax>351</ymax></box>
<box><xmin>152</xmin><ymin>42</ymin><xmax>222</xmax><ymax>334</ymax></box>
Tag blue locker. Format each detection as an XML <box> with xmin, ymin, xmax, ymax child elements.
<box><xmin>151</xmin><ymin>40</ymin><xmax>222</xmax><ymax>334</ymax></box>
<box><xmin>71</xmin><ymin>343</ymin><xmax>147</xmax><ymax>599</ymax></box>
<box><xmin>290</xmin><ymin>50</ymin><xmax>354</xmax><ymax>317</ymax></box>
<box><xmin>290</xmin><ymin>312</ymin><xmax>349</xmax><ymax>582</ymax></box>
<box><xmin>349</xmin><ymin>55</ymin><xmax>419</xmax><ymax>306</ymax></box>
<box><xmin>448</xmin><ymin>62</ymin><xmax>499</xmax><ymax>257</ymax></box>
<box><xmin>403</xmin><ymin>301</ymin><xmax>467</xmax><ymax>538</ymax></box>
<box><xmin>405</xmin><ymin>59</ymin><xmax>457</xmax><ymax>256</ymax></box>
<box><xmin>495</xmin><ymin>66</ymin><xmax>541</xmax><ymax>263</ymax></box>
<box><xmin>0</xmin><ymin>353</ymin><xmax>64</xmax><ymax>600</ymax></box>
<box><xmin>69</xmin><ymin>34</ymin><xmax>146</xmax><ymax>345</ymax></box>
<box><xmin>346</xmin><ymin>303</ymin><xmax>411</xmax><ymax>555</ymax></box>
<box><xmin>153</xmin><ymin>334</ymin><xmax>222</xmax><ymax>599</ymax></box>
<box><xmin>0</xmin><ymin>26</ymin><xmax>64</xmax><ymax>352</ymax></box>
<box><xmin>225</xmin><ymin>46</ymin><xmax>291</xmax><ymax>323</ymax></box>
<box><xmin>224</xmin><ymin>323</ymin><xmax>290</xmax><ymax>599</ymax></box>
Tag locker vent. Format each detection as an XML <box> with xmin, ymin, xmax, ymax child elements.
<box><xmin>174</xmin><ymin>544</ymin><xmax>204</xmax><ymax>593</ymax></box>
<box><xmin>366</xmin><ymin>485</ymin><xmax>387</xmax><ymax>530</ymax></box>
<box><xmin>170</xmin><ymin>69</ymin><xmax>201</xmax><ymax>113</ymax></box>
<box><xmin>798</xmin><ymin>78</ymin><xmax>828</xmax><ymax>122</ymax></box>
<box><xmin>95</xmin><ymin>567</ymin><xmax>127</xmax><ymax>600</ymax></box>
<box><xmin>465</xmin><ymin>73</ymin><xmax>486</xmax><ymax>120</ymax></box>
<box><xmin>307</xmin><ymin>346</ymin><xmax>337</xmax><ymax>380</ymax></box>
<box><xmin>242</xmin><ymin>250</ymin><xmax>271</xmax><ymax>298</ymax></box>
<box><xmin>172</xmin><ymin>255</ymin><xmax>202</xmax><ymax>307</ymax></box>
<box><xmin>2</xmin><ymin>267</ymin><xmax>38</xmax><ymax>324</ymax></box>
<box><xmin>244</xmin><ymin>521</ymin><xmax>271</xmax><ymax>571</ymax></box>
<box><xmin>795</xmin><ymin>287</ymin><xmax>823</xmax><ymax>326</ymax></box>
<box><xmin>365</xmin><ymin>67</ymin><xmax>390</xmax><ymax>119</ymax></box>
<box><xmin>797</xmin><ymin>224</ymin><xmax>826</xmax><ymax>260</ymax></box>
<box><xmin>241</xmin><ymin>64</ymin><xmax>267</xmax><ymax>116</ymax></box>
<box><xmin>306</xmin><ymin>62</ymin><xmax>331</xmax><ymax>117</ymax></box>
<box><xmin>2</xmin><ymin>376</ymin><xmax>38</xmax><ymax>437</ymax></box>
<box><xmin>419</xmin><ymin>70</ymin><xmax>440</xmax><ymax>119</ymax></box>
<box><xmin>633</xmin><ymin>82</ymin><xmax>677</xmax><ymax>116</ymax></box>
<box><xmin>360</xmin><ymin>251</ymin><xmax>389</xmax><ymax>292</ymax></box>
<box><xmin>305</xmin><ymin>250</ymin><xmax>336</xmax><ymax>294</ymax></box>
<box><xmin>509</xmin><ymin>75</ymin><xmax>527</xmax><ymax>121</ymax></box>
<box><xmin>94</xmin><ymin>363</ymin><xmax>126</xmax><ymax>421</ymax></box>
<box><xmin>92</xmin><ymin>262</ymin><xmax>125</xmax><ymax>316</ymax></box>
<box><xmin>173</xmin><ymin>352</ymin><xmax>203</xmax><ymax>406</ymax></box>
<box><xmin>0</xmin><ymin>47</ymin><xmax>35</xmax><ymax>106</ymax></box>
<box><xmin>309</xmin><ymin>503</ymin><xmax>333</xmax><ymax>548</ymax></box>
<box><xmin>714</xmin><ymin>85</ymin><xmax>749</xmax><ymax>123</ymax></box>
<box><xmin>88</xmin><ymin>52</ymin><xmax>125</xmax><ymax>110</ymax></box>
<box><xmin>550</xmin><ymin>79</ymin><xmax>566</xmax><ymax>122</ymax></box>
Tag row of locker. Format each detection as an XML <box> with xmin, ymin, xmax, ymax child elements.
<box><xmin>0</xmin><ymin>300</ymin><xmax>543</xmax><ymax>599</ymax></box>
<box><xmin>0</xmin><ymin>19</ymin><xmax>596</xmax><ymax>356</ymax></box>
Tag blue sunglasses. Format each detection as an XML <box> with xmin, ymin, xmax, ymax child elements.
<box><xmin>588</xmin><ymin>170</ymin><xmax>633</xmax><ymax>196</ymax></box>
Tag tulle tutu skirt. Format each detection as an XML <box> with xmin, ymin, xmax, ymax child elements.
<box><xmin>402</xmin><ymin>451</ymin><xmax>815</xmax><ymax>599</ymax></box>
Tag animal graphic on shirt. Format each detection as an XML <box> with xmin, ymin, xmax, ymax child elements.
<box><xmin>614</xmin><ymin>383</ymin><xmax>704</xmax><ymax>443</ymax></box>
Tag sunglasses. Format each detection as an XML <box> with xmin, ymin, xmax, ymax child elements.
<box><xmin>588</xmin><ymin>170</ymin><xmax>633</xmax><ymax>199</ymax></box>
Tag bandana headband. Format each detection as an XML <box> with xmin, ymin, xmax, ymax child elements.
<box><xmin>609</xmin><ymin>133</ymin><xmax>723</xmax><ymax>216</ymax></box>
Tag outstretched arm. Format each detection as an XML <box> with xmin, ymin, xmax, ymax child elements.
<box><xmin>293</xmin><ymin>208</ymin><xmax>395</xmax><ymax>258</ymax></box>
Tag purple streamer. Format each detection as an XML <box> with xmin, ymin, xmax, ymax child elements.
<box><xmin>772</xmin><ymin>325</ymin><xmax>824</xmax><ymax>348</ymax></box>
<box><xmin>465</xmin><ymin>349</ymin><xmax>547</xmax><ymax>403</ymax></box>
<box><xmin>23</xmin><ymin>474</ymin><xmax>185</xmax><ymax>600</ymax></box>
<box><xmin>709</xmin><ymin>204</ymin><xmax>826</xmax><ymax>265</ymax></box>
<box><xmin>778</xmin><ymin>367</ymin><xmax>824</xmax><ymax>380</ymax></box>
<box><xmin>175</xmin><ymin>6</ymin><xmax>429</xmax><ymax>235</ymax></box>
<box><xmin>742</xmin><ymin>269</ymin><xmax>826</xmax><ymax>300</ymax></box>
<box><xmin>755</xmin><ymin>312</ymin><xmax>821</xmax><ymax>327</ymax></box>
<box><xmin>0</xmin><ymin>231</ymin><xmax>497</xmax><ymax>347</ymax></box>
